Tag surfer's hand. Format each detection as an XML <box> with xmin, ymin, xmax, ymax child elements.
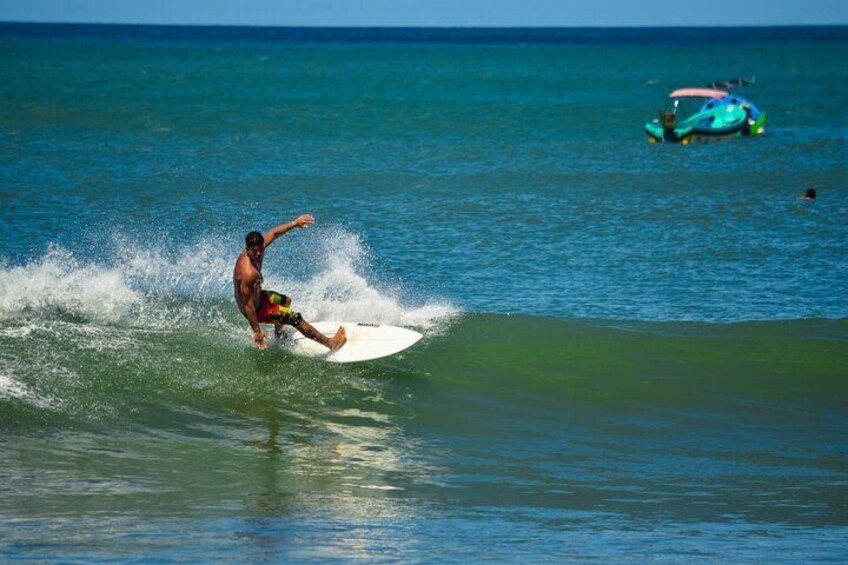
<box><xmin>294</xmin><ymin>214</ymin><xmax>314</xmax><ymax>229</ymax></box>
<box><xmin>253</xmin><ymin>329</ymin><xmax>267</xmax><ymax>350</ymax></box>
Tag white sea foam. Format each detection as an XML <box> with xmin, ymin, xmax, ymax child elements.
<box><xmin>0</xmin><ymin>374</ymin><xmax>30</xmax><ymax>399</ymax></box>
<box><xmin>267</xmin><ymin>228</ymin><xmax>457</xmax><ymax>331</ymax></box>
<box><xmin>114</xmin><ymin>235</ymin><xmax>232</xmax><ymax>298</ymax></box>
<box><xmin>0</xmin><ymin>227</ymin><xmax>457</xmax><ymax>333</ymax></box>
<box><xmin>0</xmin><ymin>374</ymin><xmax>62</xmax><ymax>410</ymax></box>
<box><xmin>0</xmin><ymin>324</ymin><xmax>36</xmax><ymax>338</ymax></box>
<box><xmin>0</xmin><ymin>246</ymin><xmax>140</xmax><ymax>324</ymax></box>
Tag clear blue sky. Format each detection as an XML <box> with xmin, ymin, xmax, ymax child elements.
<box><xmin>1</xmin><ymin>0</ymin><xmax>847</xmax><ymax>27</ymax></box>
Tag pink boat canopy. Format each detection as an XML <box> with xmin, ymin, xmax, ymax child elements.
<box><xmin>669</xmin><ymin>88</ymin><xmax>729</xmax><ymax>99</ymax></box>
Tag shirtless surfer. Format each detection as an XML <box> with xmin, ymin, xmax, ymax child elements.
<box><xmin>233</xmin><ymin>214</ymin><xmax>346</xmax><ymax>351</ymax></box>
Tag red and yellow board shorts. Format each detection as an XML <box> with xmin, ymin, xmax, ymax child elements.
<box><xmin>256</xmin><ymin>290</ymin><xmax>302</xmax><ymax>326</ymax></box>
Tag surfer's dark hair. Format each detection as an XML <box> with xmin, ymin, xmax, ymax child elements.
<box><xmin>245</xmin><ymin>231</ymin><xmax>264</xmax><ymax>248</ymax></box>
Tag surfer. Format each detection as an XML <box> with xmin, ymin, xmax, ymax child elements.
<box><xmin>233</xmin><ymin>214</ymin><xmax>346</xmax><ymax>351</ymax></box>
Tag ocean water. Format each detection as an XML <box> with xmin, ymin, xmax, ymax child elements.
<box><xmin>1</xmin><ymin>24</ymin><xmax>847</xmax><ymax>562</ymax></box>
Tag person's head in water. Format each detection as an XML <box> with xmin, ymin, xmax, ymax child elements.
<box><xmin>798</xmin><ymin>188</ymin><xmax>817</xmax><ymax>201</ymax></box>
<box><xmin>245</xmin><ymin>231</ymin><xmax>264</xmax><ymax>261</ymax></box>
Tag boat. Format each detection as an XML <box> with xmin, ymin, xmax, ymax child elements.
<box><xmin>645</xmin><ymin>78</ymin><xmax>766</xmax><ymax>144</ymax></box>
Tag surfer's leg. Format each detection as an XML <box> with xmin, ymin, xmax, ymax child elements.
<box><xmin>264</xmin><ymin>290</ymin><xmax>345</xmax><ymax>351</ymax></box>
<box><xmin>294</xmin><ymin>318</ymin><xmax>347</xmax><ymax>352</ymax></box>
<box><xmin>261</xmin><ymin>291</ymin><xmax>296</xmax><ymax>339</ymax></box>
<box><xmin>273</xmin><ymin>294</ymin><xmax>292</xmax><ymax>337</ymax></box>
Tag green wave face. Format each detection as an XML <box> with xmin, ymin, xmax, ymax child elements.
<box><xmin>3</xmin><ymin>312</ymin><xmax>845</xmax><ymax>430</ymax></box>
<box><xmin>2</xmin><ymin>313</ymin><xmax>846</xmax><ymax>544</ymax></box>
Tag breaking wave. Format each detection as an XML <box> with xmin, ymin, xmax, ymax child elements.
<box><xmin>0</xmin><ymin>227</ymin><xmax>458</xmax><ymax>332</ymax></box>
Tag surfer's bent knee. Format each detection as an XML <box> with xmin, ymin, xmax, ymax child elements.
<box><xmin>294</xmin><ymin>317</ymin><xmax>314</xmax><ymax>337</ymax></box>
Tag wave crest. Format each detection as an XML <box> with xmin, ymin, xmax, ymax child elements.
<box><xmin>0</xmin><ymin>245</ymin><xmax>140</xmax><ymax>324</ymax></box>
<box><xmin>0</xmin><ymin>228</ymin><xmax>457</xmax><ymax>332</ymax></box>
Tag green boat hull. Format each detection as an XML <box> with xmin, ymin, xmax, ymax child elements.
<box><xmin>646</xmin><ymin>108</ymin><xmax>767</xmax><ymax>144</ymax></box>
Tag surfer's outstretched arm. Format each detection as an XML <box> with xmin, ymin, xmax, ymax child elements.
<box><xmin>263</xmin><ymin>214</ymin><xmax>315</xmax><ymax>247</ymax></box>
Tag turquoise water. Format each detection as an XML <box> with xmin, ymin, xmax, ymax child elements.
<box><xmin>1</xmin><ymin>24</ymin><xmax>847</xmax><ymax>562</ymax></box>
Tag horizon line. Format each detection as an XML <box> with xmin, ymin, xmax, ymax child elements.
<box><xmin>3</xmin><ymin>20</ymin><xmax>848</xmax><ymax>30</ymax></box>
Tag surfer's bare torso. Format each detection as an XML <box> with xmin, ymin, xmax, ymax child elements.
<box><xmin>233</xmin><ymin>251</ymin><xmax>263</xmax><ymax>320</ymax></box>
<box><xmin>232</xmin><ymin>214</ymin><xmax>345</xmax><ymax>352</ymax></box>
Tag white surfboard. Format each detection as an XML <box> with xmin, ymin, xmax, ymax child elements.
<box><xmin>275</xmin><ymin>322</ymin><xmax>423</xmax><ymax>363</ymax></box>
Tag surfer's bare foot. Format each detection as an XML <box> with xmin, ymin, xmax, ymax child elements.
<box><xmin>329</xmin><ymin>326</ymin><xmax>346</xmax><ymax>352</ymax></box>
